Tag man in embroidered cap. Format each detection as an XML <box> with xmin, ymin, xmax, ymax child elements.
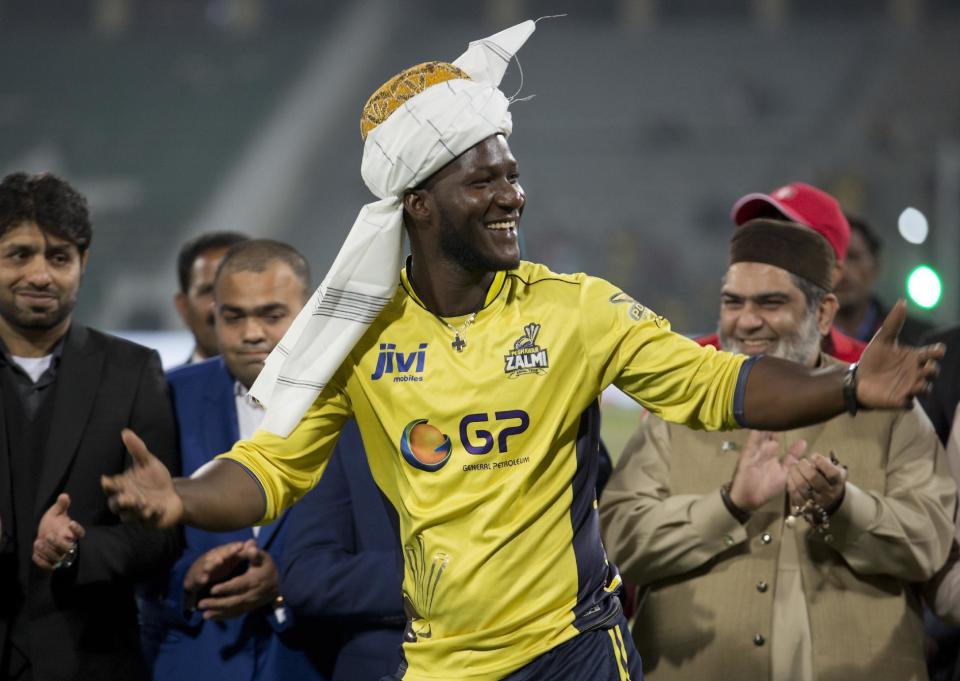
<box><xmin>698</xmin><ymin>182</ymin><xmax>867</xmax><ymax>362</ymax></box>
<box><xmin>104</xmin><ymin>22</ymin><xmax>943</xmax><ymax>681</ymax></box>
<box><xmin>736</xmin><ymin>182</ymin><xmax>865</xmax><ymax>360</ymax></box>
<box><xmin>601</xmin><ymin>219</ymin><xmax>955</xmax><ymax>681</ymax></box>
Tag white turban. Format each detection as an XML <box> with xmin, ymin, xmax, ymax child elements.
<box><xmin>250</xmin><ymin>20</ymin><xmax>536</xmax><ymax>436</ymax></box>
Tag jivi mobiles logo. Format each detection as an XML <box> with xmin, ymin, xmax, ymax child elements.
<box><xmin>371</xmin><ymin>342</ymin><xmax>428</xmax><ymax>382</ymax></box>
<box><xmin>399</xmin><ymin>420</ymin><xmax>453</xmax><ymax>471</ymax></box>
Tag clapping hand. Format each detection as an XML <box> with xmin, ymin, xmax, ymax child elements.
<box><xmin>728</xmin><ymin>431</ymin><xmax>806</xmax><ymax>512</ymax></box>
<box><xmin>787</xmin><ymin>452</ymin><xmax>848</xmax><ymax>517</ymax></box>
<box><xmin>189</xmin><ymin>539</ymin><xmax>280</xmax><ymax>620</ymax></box>
<box><xmin>32</xmin><ymin>493</ymin><xmax>85</xmax><ymax>571</ymax></box>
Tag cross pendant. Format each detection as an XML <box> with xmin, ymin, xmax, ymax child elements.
<box><xmin>451</xmin><ymin>334</ymin><xmax>466</xmax><ymax>352</ymax></box>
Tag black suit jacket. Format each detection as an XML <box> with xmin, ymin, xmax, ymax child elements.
<box><xmin>0</xmin><ymin>324</ymin><xmax>180</xmax><ymax>681</ymax></box>
<box><xmin>920</xmin><ymin>324</ymin><xmax>960</xmax><ymax>446</ymax></box>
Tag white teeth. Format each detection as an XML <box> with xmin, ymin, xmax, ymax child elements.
<box><xmin>487</xmin><ymin>220</ymin><xmax>516</xmax><ymax>230</ymax></box>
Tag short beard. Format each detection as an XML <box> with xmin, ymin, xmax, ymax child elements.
<box><xmin>719</xmin><ymin>311</ymin><xmax>822</xmax><ymax>365</ymax></box>
<box><xmin>0</xmin><ymin>294</ymin><xmax>75</xmax><ymax>333</ymax></box>
<box><xmin>437</xmin><ymin>205</ymin><xmax>517</xmax><ymax>273</ymax></box>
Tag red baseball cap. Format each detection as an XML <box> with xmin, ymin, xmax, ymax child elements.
<box><xmin>731</xmin><ymin>182</ymin><xmax>849</xmax><ymax>261</ymax></box>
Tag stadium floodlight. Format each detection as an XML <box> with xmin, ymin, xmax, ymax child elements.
<box><xmin>906</xmin><ymin>265</ymin><xmax>942</xmax><ymax>309</ymax></box>
<box><xmin>898</xmin><ymin>207</ymin><xmax>929</xmax><ymax>245</ymax></box>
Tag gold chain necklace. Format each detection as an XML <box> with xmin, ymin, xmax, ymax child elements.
<box><xmin>442</xmin><ymin>313</ymin><xmax>477</xmax><ymax>353</ymax></box>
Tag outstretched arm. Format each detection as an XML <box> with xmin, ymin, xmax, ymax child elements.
<box><xmin>103</xmin><ymin>385</ymin><xmax>351</xmax><ymax>530</ymax></box>
<box><xmin>742</xmin><ymin>301</ymin><xmax>943</xmax><ymax>430</ymax></box>
<box><xmin>177</xmin><ymin>460</ymin><xmax>266</xmax><ymax>530</ymax></box>
<box><xmin>102</xmin><ymin>429</ymin><xmax>265</xmax><ymax>531</ymax></box>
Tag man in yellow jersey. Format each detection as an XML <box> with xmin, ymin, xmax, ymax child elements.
<box><xmin>102</xmin><ymin>22</ymin><xmax>943</xmax><ymax>681</ymax></box>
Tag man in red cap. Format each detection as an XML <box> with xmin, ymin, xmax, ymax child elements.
<box><xmin>697</xmin><ymin>182</ymin><xmax>866</xmax><ymax>362</ymax></box>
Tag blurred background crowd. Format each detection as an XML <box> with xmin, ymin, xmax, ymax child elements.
<box><xmin>4</xmin><ymin>0</ymin><xmax>958</xmax><ymax>335</ymax></box>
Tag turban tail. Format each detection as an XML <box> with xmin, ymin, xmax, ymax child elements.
<box><xmin>251</xmin><ymin>20</ymin><xmax>536</xmax><ymax>436</ymax></box>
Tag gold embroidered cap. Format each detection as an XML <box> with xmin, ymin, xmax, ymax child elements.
<box><xmin>360</xmin><ymin>61</ymin><xmax>471</xmax><ymax>141</ymax></box>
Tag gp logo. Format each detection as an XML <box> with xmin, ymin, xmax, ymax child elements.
<box><xmin>460</xmin><ymin>410</ymin><xmax>529</xmax><ymax>455</ymax></box>
<box><xmin>399</xmin><ymin>410</ymin><xmax>530</xmax><ymax>471</ymax></box>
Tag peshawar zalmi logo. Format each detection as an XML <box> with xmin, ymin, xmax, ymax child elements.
<box><xmin>402</xmin><ymin>535</ymin><xmax>450</xmax><ymax>643</ymax></box>
<box><xmin>609</xmin><ymin>291</ymin><xmax>665</xmax><ymax>326</ymax></box>
<box><xmin>504</xmin><ymin>322</ymin><xmax>549</xmax><ymax>377</ymax></box>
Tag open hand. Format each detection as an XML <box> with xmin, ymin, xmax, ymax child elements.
<box><xmin>101</xmin><ymin>429</ymin><xmax>183</xmax><ymax>528</ymax></box>
<box><xmin>857</xmin><ymin>300</ymin><xmax>944</xmax><ymax>409</ymax></box>
<box><xmin>32</xmin><ymin>493</ymin><xmax>85</xmax><ymax>571</ymax></box>
<box><xmin>728</xmin><ymin>431</ymin><xmax>806</xmax><ymax>512</ymax></box>
<box><xmin>196</xmin><ymin>539</ymin><xmax>280</xmax><ymax>620</ymax></box>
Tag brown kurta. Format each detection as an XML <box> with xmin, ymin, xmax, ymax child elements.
<box><xmin>600</xmin><ymin>379</ymin><xmax>956</xmax><ymax>681</ymax></box>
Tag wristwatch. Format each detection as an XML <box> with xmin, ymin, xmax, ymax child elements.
<box><xmin>842</xmin><ymin>362</ymin><xmax>859</xmax><ymax>416</ymax></box>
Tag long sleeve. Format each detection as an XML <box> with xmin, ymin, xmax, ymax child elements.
<box><xmin>822</xmin><ymin>403</ymin><xmax>956</xmax><ymax>582</ymax></box>
<box><xmin>280</xmin><ymin>439</ymin><xmax>404</xmax><ymax>623</ymax></box>
<box><xmin>74</xmin><ymin>350</ymin><xmax>181</xmax><ymax>585</ymax></box>
<box><xmin>599</xmin><ymin>415</ymin><xmax>747</xmax><ymax>585</ymax></box>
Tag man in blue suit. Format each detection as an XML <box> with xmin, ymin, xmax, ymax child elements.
<box><xmin>144</xmin><ymin>239</ymin><xmax>404</xmax><ymax>679</ymax></box>
<box><xmin>280</xmin><ymin>419</ymin><xmax>406</xmax><ymax>680</ymax></box>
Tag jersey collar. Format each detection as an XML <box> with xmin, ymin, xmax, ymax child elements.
<box><xmin>400</xmin><ymin>257</ymin><xmax>508</xmax><ymax>314</ymax></box>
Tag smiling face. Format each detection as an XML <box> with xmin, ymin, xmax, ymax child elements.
<box><xmin>214</xmin><ymin>260</ymin><xmax>306</xmax><ymax>389</ymax></box>
<box><xmin>415</xmin><ymin>134</ymin><xmax>525</xmax><ymax>273</ymax></box>
<box><xmin>717</xmin><ymin>262</ymin><xmax>835</xmax><ymax>366</ymax></box>
<box><xmin>0</xmin><ymin>222</ymin><xmax>86</xmax><ymax>339</ymax></box>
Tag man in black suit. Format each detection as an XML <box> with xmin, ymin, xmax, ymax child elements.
<box><xmin>922</xmin><ymin>324</ymin><xmax>960</xmax><ymax>446</ymax></box>
<box><xmin>0</xmin><ymin>171</ymin><xmax>180</xmax><ymax>680</ymax></box>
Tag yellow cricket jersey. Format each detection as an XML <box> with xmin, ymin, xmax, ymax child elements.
<box><xmin>220</xmin><ymin>260</ymin><xmax>747</xmax><ymax>680</ymax></box>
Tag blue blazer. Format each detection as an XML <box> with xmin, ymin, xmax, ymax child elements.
<box><xmin>279</xmin><ymin>419</ymin><xmax>406</xmax><ymax>680</ymax></box>
<box><xmin>142</xmin><ymin>358</ymin><xmax>320</xmax><ymax>681</ymax></box>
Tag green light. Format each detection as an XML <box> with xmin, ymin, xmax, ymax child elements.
<box><xmin>906</xmin><ymin>265</ymin><xmax>942</xmax><ymax>309</ymax></box>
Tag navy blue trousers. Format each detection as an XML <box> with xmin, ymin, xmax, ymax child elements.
<box><xmin>383</xmin><ymin>614</ymin><xmax>643</xmax><ymax>680</ymax></box>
